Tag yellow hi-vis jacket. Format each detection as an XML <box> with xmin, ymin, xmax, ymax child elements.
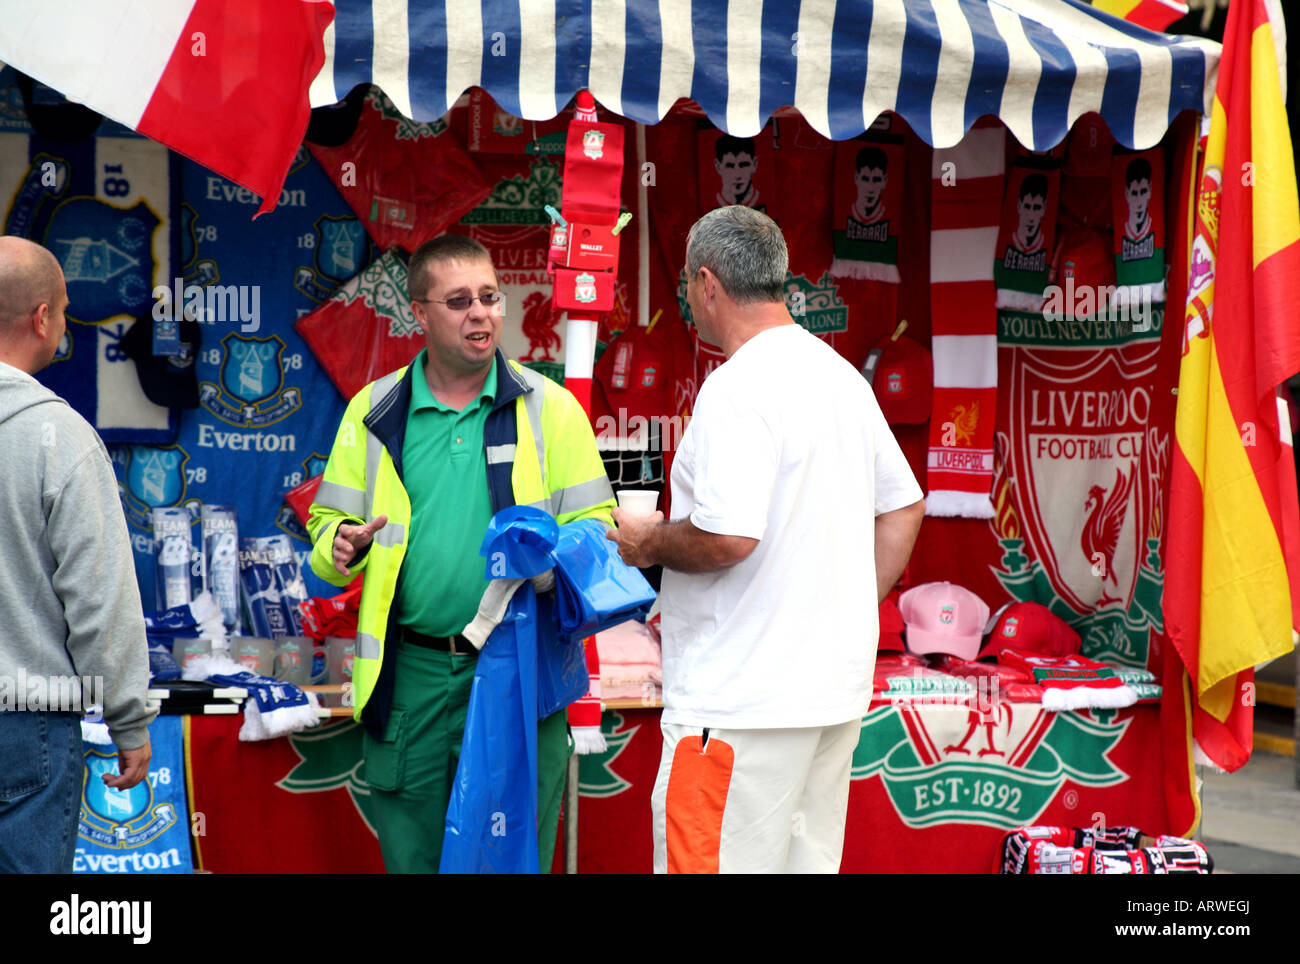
<box><xmin>306</xmin><ymin>351</ymin><xmax>616</xmax><ymax>733</ymax></box>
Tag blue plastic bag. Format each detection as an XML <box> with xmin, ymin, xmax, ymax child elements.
<box><xmin>551</xmin><ymin>519</ymin><xmax>656</xmax><ymax>640</ymax></box>
<box><xmin>440</xmin><ymin>583</ymin><xmax>540</xmax><ymax>874</ymax></box>
<box><xmin>441</xmin><ymin>507</ymin><xmax>656</xmax><ymax>873</ymax></box>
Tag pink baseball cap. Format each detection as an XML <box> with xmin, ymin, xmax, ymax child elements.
<box><xmin>899</xmin><ymin>581</ymin><xmax>991</xmax><ymax>660</ymax></box>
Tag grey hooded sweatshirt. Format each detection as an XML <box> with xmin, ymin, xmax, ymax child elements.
<box><xmin>0</xmin><ymin>360</ymin><xmax>155</xmax><ymax>749</ymax></box>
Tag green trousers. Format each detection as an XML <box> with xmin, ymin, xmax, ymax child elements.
<box><xmin>362</xmin><ymin>642</ymin><xmax>572</xmax><ymax>873</ymax></box>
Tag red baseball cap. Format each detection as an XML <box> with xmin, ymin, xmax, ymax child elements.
<box><xmin>594</xmin><ymin>323</ymin><xmax>671</xmax><ymax>423</ymax></box>
<box><xmin>865</xmin><ymin>333</ymin><xmax>931</xmax><ymax>425</ymax></box>
<box><xmin>978</xmin><ymin>601</ymin><xmax>1081</xmax><ymax>660</ymax></box>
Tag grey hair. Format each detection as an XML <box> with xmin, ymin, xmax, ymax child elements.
<box><xmin>685</xmin><ymin>205</ymin><xmax>788</xmax><ymax>304</ymax></box>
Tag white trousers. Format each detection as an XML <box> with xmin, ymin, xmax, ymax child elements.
<box><xmin>650</xmin><ymin>719</ymin><xmax>861</xmax><ymax>874</ymax></box>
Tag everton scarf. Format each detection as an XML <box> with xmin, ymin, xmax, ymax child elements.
<box><xmin>830</xmin><ymin>134</ymin><xmax>904</xmax><ymax>282</ymax></box>
<box><xmin>1111</xmin><ymin>147</ymin><xmax>1166</xmax><ymax>306</ymax></box>
<box><xmin>994</xmin><ymin>151</ymin><xmax>1061</xmax><ymax>311</ymax></box>
<box><xmin>926</xmin><ymin>119</ymin><xmax>1005</xmax><ymax>518</ymax></box>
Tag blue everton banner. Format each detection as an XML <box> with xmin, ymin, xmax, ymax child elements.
<box><xmin>0</xmin><ymin>107</ymin><xmax>178</xmax><ymax>442</ymax></box>
<box><xmin>75</xmin><ymin>716</ymin><xmax>192</xmax><ymax>875</ymax></box>
<box><xmin>111</xmin><ymin>146</ymin><xmax>375</xmax><ymax>609</ymax></box>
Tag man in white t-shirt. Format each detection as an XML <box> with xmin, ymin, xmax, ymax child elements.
<box><xmin>606</xmin><ymin>205</ymin><xmax>925</xmax><ymax>873</ymax></box>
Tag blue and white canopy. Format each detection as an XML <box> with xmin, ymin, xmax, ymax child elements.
<box><xmin>310</xmin><ymin>0</ymin><xmax>1220</xmax><ymax>150</ymax></box>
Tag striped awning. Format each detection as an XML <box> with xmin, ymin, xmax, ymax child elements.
<box><xmin>309</xmin><ymin>0</ymin><xmax>1220</xmax><ymax>151</ymax></box>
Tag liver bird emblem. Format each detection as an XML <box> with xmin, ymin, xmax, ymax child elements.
<box><xmin>520</xmin><ymin>291</ymin><xmax>561</xmax><ymax>362</ymax></box>
<box><xmin>1081</xmin><ymin>463</ymin><xmax>1135</xmax><ymax>599</ymax></box>
<box><xmin>948</xmin><ymin>402</ymin><xmax>980</xmax><ymax>445</ymax></box>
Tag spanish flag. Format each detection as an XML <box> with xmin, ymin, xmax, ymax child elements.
<box><xmin>1166</xmin><ymin>0</ymin><xmax>1300</xmax><ymax>777</ymax></box>
<box><xmin>1091</xmin><ymin>0</ymin><xmax>1189</xmax><ymax>32</ymax></box>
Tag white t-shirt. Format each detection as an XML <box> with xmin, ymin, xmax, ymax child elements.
<box><xmin>659</xmin><ymin>324</ymin><xmax>923</xmax><ymax>729</ymax></box>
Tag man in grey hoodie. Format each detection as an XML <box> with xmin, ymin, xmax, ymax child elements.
<box><xmin>0</xmin><ymin>236</ymin><xmax>155</xmax><ymax>873</ymax></box>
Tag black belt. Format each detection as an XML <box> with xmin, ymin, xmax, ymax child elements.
<box><xmin>401</xmin><ymin>628</ymin><xmax>477</xmax><ymax>656</ymax></box>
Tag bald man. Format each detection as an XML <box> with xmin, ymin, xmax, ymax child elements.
<box><xmin>0</xmin><ymin>236</ymin><xmax>155</xmax><ymax>873</ymax></box>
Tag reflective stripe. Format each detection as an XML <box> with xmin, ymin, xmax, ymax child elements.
<box><xmin>485</xmin><ymin>443</ymin><xmax>517</xmax><ymax>465</ymax></box>
<box><xmin>357</xmin><ymin>632</ymin><xmax>381</xmax><ymax>660</ymax></box>
<box><xmin>510</xmin><ymin>363</ymin><xmax>550</xmax><ymax>487</ymax></box>
<box><xmin>315</xmin><ymin>480</ymin><xmax>365</xmax><ymax>517</ymax></box>
<box><xmin>521</xmin><ymin>376</ymin><xmax>547</xmax><ymax>486</ymax></box>
<box><xmin>552</xmin><ymin>475</ymin><xmax>615</xmax><ymax>518</ymax></box>
<box><xmin>362</xmin><ymin>370</ymin><xmax>404</xmax><ymax>517</ymax></box>
<box><xmin>528</xmin><ymin>496</ymin><xmax>555</xmax><ymax>514</ymax></box>
<box><xmin>365</xmin><ymin>430</ymin><xmax>383</xmax><ymax>520</ymax></box>
<box><xmin>374</xmin><ymin>522</ymin><xmax>405</xmax><ymax>547</ymax></box>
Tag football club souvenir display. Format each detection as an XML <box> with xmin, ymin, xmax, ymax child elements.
<box><xmin>0</xmin><ymin>0</ymin><xmax>1253</xmax><ymax>876</ymax></box>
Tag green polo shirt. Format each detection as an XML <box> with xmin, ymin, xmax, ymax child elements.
<box><xmin>395</xmin><ymin>350</ymin><xmax>498</xmax><ymax>637</ymax></box>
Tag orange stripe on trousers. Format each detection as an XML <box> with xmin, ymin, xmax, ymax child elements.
<box><xmin>664</xmin><ymin>735</ymin><xmax>735</xmax><ymax>874</ymax></box>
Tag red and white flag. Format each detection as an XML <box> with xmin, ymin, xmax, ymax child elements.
<box><xmin>0</xmin><ymin>0</ymin><xmax>333</xmax><ymax>217</ymax></box>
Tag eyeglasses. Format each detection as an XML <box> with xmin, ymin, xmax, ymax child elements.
<box><xmin>415</xmin><ymin>291</ymin><xmax>506</xmax><ymax>311</ymax></box>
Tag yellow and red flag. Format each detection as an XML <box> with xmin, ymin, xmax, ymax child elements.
<box><xmin>1166</xmin><ymin>0</ymin><xmax>1300</xmax><ymax>776</ymax></box>
<box><xmin>1092</xmin><ymin>0</ymin><xmax>1189</xmax><ymax>32</ymax></box>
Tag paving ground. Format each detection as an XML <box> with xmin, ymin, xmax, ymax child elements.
<box><xmin>1200</xmin><ymin>750</ymin><xmax>1300</xmax><ymax>874</ymax></box>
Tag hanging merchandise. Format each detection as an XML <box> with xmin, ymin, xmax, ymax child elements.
<box><xmin>697</xmin><ymin>126</ymin><xmax>775</xmax><ymax>215</ymax></box>
<box><xmin>925</xmin><ymin>119</ymin><xmax>1005</xmax><ymax>518</ymax></box>
<box><xmin>200</xmin><ymin>505</ymin><xmax>240</xmax><ymax>633</ymax></box>
<box><xmin>117</xmin><ymin>310</ymin><xmax>202</xmax><ymax>410</ymax></box>
<box><xmin>0</xmin><ymin>111</ymin><xmax>178</xmax><ymax>442</ymax></box>
<box><xmin>1111</xmin><ymin>147</ymin><xmax>1167</xmax><ymax>306</ymax></box>
<box><xmin>239</xmin><ymin>537</ymin><xmax>293</xmax><ymax>639</ymax></box>
<box><xmin>861</xmin><ymin>325</ymin><xmax>932</xmax><ymax>426</ymax></box>
<box><xmin>307</xmin><ymin>87</ymin><xmax>491</xmax><ymax>253</ymax></box>
<box><xmin>830</xmin><ymin>133</ymin><xmax>905</xmax><ymax>282</ymax></box>
<box><xmin>994</xmin><ymin>151</ymin><xmax>1062</xmax><ymax>311</ymax></box>
<box><xmin>111</xmin><ymin>150</ymin><xmax>370</xmax><ymax>613</ymax></box>
<box><xmin>295</xmin><ymin>248</ymin><xmax>420</xmax><ymax>402</ymax></box>
<box><xmin>546</xmin><ymin>91</ymin><xmax>630</xmax><ymax>752</ymax></box>
<box><xmin>151</xmin><ymin>507</ymin><xmax>202</xmax><ymax>611</ymax></box>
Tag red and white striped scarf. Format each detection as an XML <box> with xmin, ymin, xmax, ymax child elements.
<box><xmin>925</xmin><ymin>119</ymin><xmax>1005</xmax><ymax>518</ymax></box>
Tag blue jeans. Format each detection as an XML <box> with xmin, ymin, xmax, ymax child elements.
<box><xmin>0</xmin><ymin>712</ymin><xmax>84</xmax><ymax>873</ymax></box>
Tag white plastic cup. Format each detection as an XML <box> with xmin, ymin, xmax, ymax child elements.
<box><xmin>616</xmin><ymin>489</ymin><xmax>660</xmax><ymax>516</ymax></box>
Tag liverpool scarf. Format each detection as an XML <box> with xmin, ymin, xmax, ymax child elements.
<box><xmin>997</xmin><ymin>648</ymin><xmax>1138</xmax><ymax>710</ymax></box>
<box><xmin>994</xmin><ymin>151</ymin><xmax>1061</xmax><ymax>310</ymax></box>
<box><xmin>926</xmin><ymin>119</ymin><xmax>1004</xmax><ymax>518</ymax></box>
<box><xmin>1111</xmin><ymin>147</ymin><xmax>1166</xmax><ymax>306</ymax></box>
<box><xmin>830</xmin><ymin>135</ymin><xmax>904</xmax><ymax>282</ymax></box>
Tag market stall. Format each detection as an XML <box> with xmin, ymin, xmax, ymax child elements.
<box><xmin>10</xmin><ymin>0</ymin><xmax>1295</xmax><ymax>875</ymax></box>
